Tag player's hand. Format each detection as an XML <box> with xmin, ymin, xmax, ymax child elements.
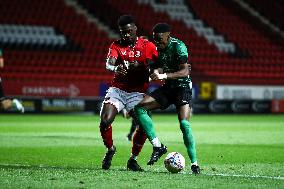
<box><xmin>150</xmin><ymin>70</ymin><xmax>167</xmax><ymax>80</ymax></box>
<box><xmin>115</xmin><ymin>64</ymin><xmax>127</xmax><ymax>75</ymax></box>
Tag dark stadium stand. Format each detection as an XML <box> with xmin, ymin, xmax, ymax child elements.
<box><xmin>0</xmin><ymin>0</ymin><xmax>113</xmax><ymax>96</ymax></box>
<box><xmin>244</xmin><ymin>0</ymin><xmax>284</xmax><ymax>30</ymax></box>
<box><xmin>187</xmin><ymin>0</ymin><xmax>284</xmax><ymax>84</ymax></box>
<box><xmin>80</xmin><ymin>0</ymin><xmax>284</xmax><ymax>85</ymax></box>
<box><xmin>0</xmin><ymin>0</ymin><xmax>283</xmax><ymax>97</ymax></box>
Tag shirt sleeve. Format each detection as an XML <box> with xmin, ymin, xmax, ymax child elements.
<box><xmin>145</xmin><ymin>41</ymin><xmax>159</xmax><ymax>69</ymax></box>
<box><xmin>176</xmin><ymin>41</ymin><xmax>189</xmax><ymax>64</ymax></box>
<box><xmin>107</xmin><ymin>43</ymin><xmax>119</xmax><ymax>59</ymax></box>
<box><xmin>146</xmin><ymin>42</ymin><xmax>158</xmax><ymax>61</ymax></box>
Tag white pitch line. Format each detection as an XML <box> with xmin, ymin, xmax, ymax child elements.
<box><xmin>201</xmin><ymin>173</ymin><xmax>284</xmax><ymax>180</ymax></box>
<box><xmin>148</xmin><ymin>167</ymin><xmax>283</xmax><ymax>180</ymax></box>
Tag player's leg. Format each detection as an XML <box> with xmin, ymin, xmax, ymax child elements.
<box><xmin>176</xmin><ymin>88</ymin><xmax>200</xmax><ymax>174</ymax></box>
<box><xmin>177</xmin><ymin>105</ymin><xmax>200</xmax><ymax>174</ymax></box>
<box><xmin>126</xmin><ymin>118</ymin><xmax>138</xmax><ymax>141</ymax></box>
<box><xmin>100</xmin><ymin>88</ymin><xmax>124</xmax><ymax>170</ymax></box>
<box><xmin>134</xmin><ymin>89</ymin><xmax>168</xmax><ymax>165</ymax></box>
<box><xmin>1</xmin><ymin>99</ymin><xmax>25</xmax><ymax>113</ymax></box>
<box><xmin>0</xmin><ymin>99</ymin><xmax>11</xmax><ymax>110</ymax></box>
<box><xmin>127</xmin><ymin>109</ymin><xmax>154</xmax><ymax>170</ymax></box>
<box><xmin>127</xmin><ymin>125</ymin><xmax>147</xmax><ymax>171</ymax></box>
<box><xmin>100</xmin><ymin>103</ymin><xmax>118</xmax><ymax>148</ymax></box>
<box><xmin>134</xmin><ymin>95</ymin><xmax>160</xmax><ymax>143</ymax></box>
<box><xmin>125</xmin><ymin>93</ymin><xmax>147</xmax><ymax>171</ymax></box>
<box><xmin>121</xmin><ymin>109</ymin><xmax>136</xmax><ymax>141</ymax></box>
<box><xmin>100</xmin><ymin>103</ymin><xmax>118</xmax><ymax>170</ymax></box>
<box><xmin>12</xmin><ymin>99</ymin><xmax>25</xmax><ymax>113</ymax></box>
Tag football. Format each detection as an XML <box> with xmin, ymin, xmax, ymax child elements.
<box><xmin>164</xmin><ymin>152</ymin><xmax>185</xmax><ymax>173</ymax></box>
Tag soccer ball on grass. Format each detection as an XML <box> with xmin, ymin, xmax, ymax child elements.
<box><xmin>164</xmin><ymin>152</ymin><xmax>185</xmax><ymax>173</ymax></box>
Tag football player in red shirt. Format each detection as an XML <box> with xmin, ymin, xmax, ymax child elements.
<box><xmin>100</xmin><ymin>15</ymin><xmax>158</xmax><ymax>171</ymax></box>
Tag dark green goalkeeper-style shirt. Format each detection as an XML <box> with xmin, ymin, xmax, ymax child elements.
<box><xmin>157</xmin><ymin>37</ymin><xmax>192</xmax><ymax>89</ymax></box>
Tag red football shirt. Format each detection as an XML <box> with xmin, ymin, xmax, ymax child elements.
<box><xmin>107</xmin><ymin>37</ymin><xmax>158</xmax><ymax>92</ymax></box>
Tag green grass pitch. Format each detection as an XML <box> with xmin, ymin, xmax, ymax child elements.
<box><xmin>0</xmin><ymin>114</ymin><xmax>283</xmax><ymax>188</ymax></box>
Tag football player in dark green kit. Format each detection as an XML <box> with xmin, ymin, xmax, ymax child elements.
<box><xmin>134</xmin><ymin>23</ymin><xmax>200</xmax><ymax>174</ymax></box>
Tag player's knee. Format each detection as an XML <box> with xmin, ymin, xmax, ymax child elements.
<box><xmin>100</xmin><ymin>114</ymin><xmax>113</xmax><ymax>130</ymax></box>
<box><xmin>134</xmin><ymin>105</ymin><xmax>147</xmax><ymax>115</ymax></box>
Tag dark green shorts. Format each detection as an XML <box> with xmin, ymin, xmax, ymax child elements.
<box><xmin>149</xmin><ymin>85</ymin><xmax>192</xmax><ymax>110</ymax></box>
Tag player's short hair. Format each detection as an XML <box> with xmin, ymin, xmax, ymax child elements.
<box><xmin>153</xmin><ymin>23</ymin><xmax>171</xmax><ymax>33</ymax></box>
<box><xmin>117</xmin><ymin>15</ymin><xmax>135</xmax><ymax>26</ymax></box>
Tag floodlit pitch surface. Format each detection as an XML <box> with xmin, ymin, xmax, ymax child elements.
<box><xmin>0</xmin><ymin>114</ymin><xmax>283</xmax><ymax>188</ymax></box>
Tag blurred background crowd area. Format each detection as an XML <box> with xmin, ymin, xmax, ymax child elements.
<box><xmin>0</xmin><ymin>0</ymin><xmax>283</xmax><ymax>114</ymax></box>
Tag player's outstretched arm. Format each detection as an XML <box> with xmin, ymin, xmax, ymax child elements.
<box><xmin>163</xmin><ymin>64</ymin><xmax>190</xmax><ymax>80</ymax></box>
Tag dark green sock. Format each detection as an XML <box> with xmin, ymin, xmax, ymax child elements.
<box><xmin>134</xmin><ymin>106</ymin><xmax>156</xmax><ymax>141</ymax></box>
<box><xmin>180</xmin><ymin>119</ymin><xmax>197</xmax><ymax>163</ymax></box>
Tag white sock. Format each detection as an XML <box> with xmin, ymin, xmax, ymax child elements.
<box><xmin>150</xmin><ymin>137</ymin><xmax>161</xmax><ymax>147</ymax></box>
<box><xmin>191</xmin><ymin>161</ymin><xmax>198</xmax><ymax>166</ymax></box>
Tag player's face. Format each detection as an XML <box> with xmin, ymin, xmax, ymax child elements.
<box><xmin>119</xmin><ymin>23</ymin><xmax>137</xmax><ymax>44</ymax></box>
<box><xmin>153</xmin><ymin>32</ymin><xmax>170</xmax><ymax>49</ymax></box>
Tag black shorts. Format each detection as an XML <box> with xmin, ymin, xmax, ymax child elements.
<box><xmin>149</xmin><ymin>85</ymin><xmax>192</xmax><ymax>110</ymax></box>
